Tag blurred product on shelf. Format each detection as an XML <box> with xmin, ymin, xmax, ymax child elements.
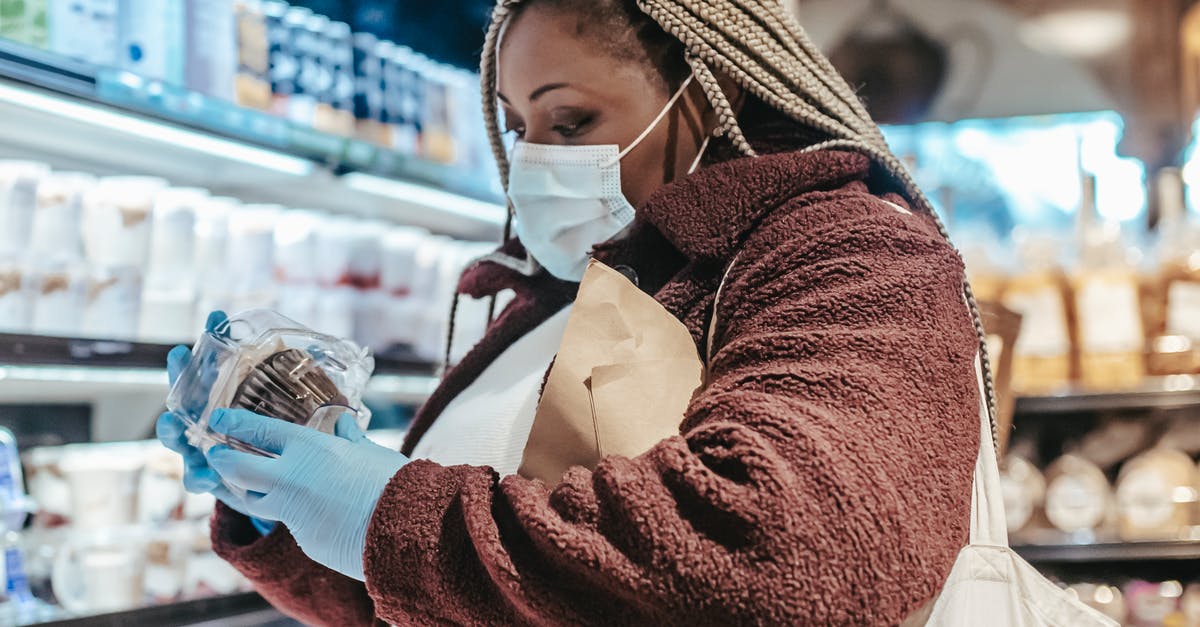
<box><xmin>1071</xmin><ymin>175</ymin><xmax>1146</xmax><ymax>391</ymax></box>
<box><xmin>22</xmin><ymin>441</ymin><xmax>249</xmax><ymax>616</ymax></box>
<box><xmin>1000</xmin><ymin>230</ymin><xmax>1074</xmax><ymax>395</ymax></box>
<box><xmin>1000</xmin><ymin>454</ymin><xmax>1046</xmax><ymax>536</ymax></box>
<box><xmin>1115</xmin><ymin>448</ymin><xmax>1199</xmax><ymax>542</ymax></box>
<box><xmin>7</xmin><ymin>0</ymin><xmax>499</xmax><ymax>178</ymax></box>
<box><xmin>1067</xmin><ymin>584</ymin><xmax>1128</xmax><ymax>624</ymax></box>
<box><xmin>0</xmin><ymin>0</ymin><xmax>49</xmax><ymax>48</ymax></box>
<box><xmin>234</xmin><ymin>0</ymin><xmax>272</xmax><ymax>111</ymax></box>
<box><xmin>116</xmin><ymin>0</ymin><xmax>186</xmax><ymax>85</ymax></box>
<box><xmin>960</xmin><ymin>165</ymin><xmax>1200</xmax><ymax>395</ymax></box>
<box><xmin>1044</xmin><ymin>454</ymin><xmax>1113</xmax><ymax>536</ymax></box>
<box><xmin>1061</xmin><ymin>579</ymin><xmax>1200</xmax><ymax>627</ymax></box>
<box><xmin>48</xmin><ymin>0</ymin><xmax>118</xmax><ymax>67</ymax></box>
<box><xmin>184</xmin><ymin>0</ymin><xmax>236</xmax><ymax>102</ymax></box>
<box><xmin>0</xmin><ymin>159</ymin><xmax>494</xmax><ymax>360</ymax></box>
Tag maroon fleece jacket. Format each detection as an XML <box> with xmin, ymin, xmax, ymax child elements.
<box><xmin>209</xmin><ymin>146</ymin><xmax>981</xmax><ymax>625</ymax></box>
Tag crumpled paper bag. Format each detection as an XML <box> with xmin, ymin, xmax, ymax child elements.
<box><xmin>519</xmin><ymin>260</ymin><xmax>704</xmax><ymax>486</ymax></box>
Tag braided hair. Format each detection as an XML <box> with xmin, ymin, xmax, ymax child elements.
<box><xmin>475</xmin><ymin>0</ymin><xmax>1001</xmax><ymax>446</ymax></box>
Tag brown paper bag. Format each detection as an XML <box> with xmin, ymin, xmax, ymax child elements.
<box><xmin>519</xmin><ymin>260</ymin><xmax>705</xmax><ymax>486</ymax></box>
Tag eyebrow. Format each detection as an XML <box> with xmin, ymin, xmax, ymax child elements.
<box><xmin>497</xmin><ymin>82</ymin><xmax>571</xmax><ymax>105</ymax></box>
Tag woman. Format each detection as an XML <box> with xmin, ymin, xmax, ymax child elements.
<box><xmin>157</xmin><ymin>0</ymin><xmax>992</xmax><ymax>624</ymax></box>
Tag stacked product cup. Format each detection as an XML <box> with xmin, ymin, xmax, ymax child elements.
<box><xmin>0</xmin><ymin>161</ymin><xmax>50</xmax><ymax>334</ymax></box>
<box><xmin>139</xmin><ymin>188</ymin><xmax>208</xmax><ymax>343</ymax></box>
<box><xmin>226</xmin><ymin>204</ymin><xmax>283</xmax><ymax>315</ymax></box>
<box><xmin>81</xmin><ymin>176</ymin><xmax>168</xmax><ymax>341</ymax></box>
<box><xmin>29</xmin><ymin>172</ymin><xmax>96</xmax><ymax>337</ymax></box>
<box><xmin>273</xmin><ymin>209</ymin><xmax>323</xmax><ymax>328</ymax></box>
<box><xmin>193</xmin><ymin>196</ymin><xmax>238</xmax><ymax>330</ymax></box>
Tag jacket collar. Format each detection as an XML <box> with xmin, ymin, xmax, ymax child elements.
<box><xmin>458</xmin><ymin>148</ymin><xmax>872</xmax><ymax>297</ymax></box>
<box><xmin>631</xmin><ymin>149</ymin><xmax>871</xmax><ymax>262</ymax></box>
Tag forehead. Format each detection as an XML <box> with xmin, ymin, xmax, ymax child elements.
<box><xmin>496</xmin><ymin>5</ymin><xmax>657</xmax><ymax>101</ymax></box>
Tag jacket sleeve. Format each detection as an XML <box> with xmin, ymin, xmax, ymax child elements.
<box><xmin>362</xmin><ymin>198</ymin><xmax>981</xmax><ymax>626</ymax></box>
<box><xmin>210</xmin><ymin>503</ymin><xmax>387</xmax><ymax>626</ymax></box>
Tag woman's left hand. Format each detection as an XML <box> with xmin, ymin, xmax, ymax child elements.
<box><xmin>204</xmin><ymin>408</ymin><xmax>410</xmax><ymax>581</ymax></box>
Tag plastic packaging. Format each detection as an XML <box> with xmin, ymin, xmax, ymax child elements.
<box><xmin>166</xmin><ymin>309</ymin><xmax>374</xmax><ymax>465</ymax></box>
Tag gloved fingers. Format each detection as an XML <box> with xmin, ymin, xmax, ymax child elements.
<box><xmin>156</xmin><ymin>412</ymin><xmax>189</xmax><ymax>453</ymax></box>
<box><xmin>167</xmin><ymin>346</ymin><xmax>192</xmax><ymax>386</ymax></box>
<box><xmin>211</xmin><ymin>484</ymin><xmax>270</xmax><ymax>519</ymax></box>
<box><xmin>208</xmin><ymin>408</ymin><xmax>309</xmax><ymax>456</ymax></box>
<box><xmin>334</xmin><ymin>412</ymin><xmax>366</xmax><ymax>443</ymax></box>
<box><xmin>241</xmin><ymin>490</ymin><xmax>283</xmax><ymax>522</ymax></box>
<box><xmin>205</xmin><ymin>310</ymin><xmax>229</xmax><ymax>335</ymax></box>
<box><xmin>205</xmin><ymin>444</ymin><xmax>279</xmax><ymax>494</ymax></box>
<box><xmin>183</xmin><ymin>465</ymin><xmax>221</xmax><ymax>494</ymax></box>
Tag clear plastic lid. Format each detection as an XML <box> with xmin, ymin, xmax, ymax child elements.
<box><xmin>165</xmin><ymin>309</ymin><xmax>374</xmax><ymax>464</ymax></box>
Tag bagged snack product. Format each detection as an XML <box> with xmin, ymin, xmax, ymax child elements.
<box><xmin>165</xmin><ymin>309</ymin><xmax>374</xmax><ymax>466</ymax></box>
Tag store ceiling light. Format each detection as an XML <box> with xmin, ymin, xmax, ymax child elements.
<box><xmin>1017</xmin><ymin>6</ymin><xmax>1132</xmax><ymax>59</ymax></box>
<box><xmin>0</xmin><ymin>81</ymin><xmax>314</xmax><ymax>177</ymax></box>
<box><xmin>342</xmin><ymin>172</ymin><xmax>507</xmax><ymax>225</ymax></box>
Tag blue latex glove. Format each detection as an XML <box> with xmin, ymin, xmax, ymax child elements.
<box><xmin>204</xmin><ymin>408</ymin><xmax>410</xmax><ymax>581</ymax></box>
<box><xmin>156</xmin><ymin>311</ymin><xmax>277</xmax><ymax>536</ymax></box>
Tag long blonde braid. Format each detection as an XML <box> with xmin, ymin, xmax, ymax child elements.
<box><xmin>475</xmin><ymin>0</ymin><xmax>1001</xmax><ymax>447</ymax></box>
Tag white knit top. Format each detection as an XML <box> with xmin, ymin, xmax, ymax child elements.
<box><xmin>410</xmin><ymin>305</ymin><xmax>572</xmax><ymax>476</ymax></box>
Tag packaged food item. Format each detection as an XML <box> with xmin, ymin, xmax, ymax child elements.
<box><xmin>0</xmin><ymin>0</ymin><xmax>48</xmax><ymax>47</ymax></box>
<box><xmin>0</xmin><ymin>161</ymin><xmax>49</xmax><ymax>261</ymax></box>
<box><xmin>194</xmin><ymin>196</ymin><xmax>237</xmax><ymax>331</ymax></box>
<box><xmin>1156</xmin><ymin>169</ymin><xmax>1200</xmax><ymax>343</ymax></box>
<box><xmin>1146</xmin><ymin>334</ymin><xmax>1200</xmax><ymax>376</ymax></box>
<box><xmin>51</xmin><ymin>534</ymin><xmax>145</xmax><ymax>615</ymax></box>
<box><xmin>1126</xmin><ymin>580</ymin><xmax>1183</xmax><ymax>627</ymax></box>
<box><xmin>80</xmin><ymin>265</ymin><xmax>142</xmax><ymax>340</ymax></box>
<box><xmin>28</xmin><ymin>265</ymin><xmax>84</xmax><ymax>338</ymax></box>
<box><xmin>137</xmin><ymin>448</ymin><xmax>184</xmax><ymax>524</ymax></box>
<box><xmin>346</xmin><ymin>219</ymin><xmax>384</xmax><ymax>290</ymax></box>
<box><xmin>313</xmin><ymin>285</ymin><xmax>357</xmax><ymax>340</ymax></box>
<box><xmin>165</xmin><ymin>309</ymin><xmax>373</xmax><ymax>466</ymax></box>
<box><xmin>353</xmin><ymin>32</ymin><xmax>388</xmax><ymax>144</ymax></box>
<box><xmin>29</xmin><ymin>172</ymin><xmax>93</xmax><ymax>264</ymax></box>
<box><xmin>1002</xmin><ymin>230</ymin><xmax>1073</xmax><ymax>395</ymax></box>
<box><xmin>226</xmin><ymin>204</ymin><xmax>281</xmax><ymax>313</ymax></box>
<box><xmin>1043</xmin><ymin>454</ymin><xmax>1112</xmax><ymax>535</ymax></box>
<box><xmin>1115</xmin><ymin>447</ymin><xmax>1198</xmax><ymax>541</ymax></box>
<box><xmin>315</xmin><ymin>20</ymin><xmax>356</xmax><ymax>137</ymax></box>
<box><xmin>1067</xmin><ymin>584</ymin><xmax>1127</xmax><ymax>624</ymax></box>
<box><xmin>49</xmin><ymin>0</ymin><xmax>118</xmax><ymax>66</ymax></box>
<box><xmin>419</xmin><ymin>59</ymin><xmax>457</xmax><ymax>164</ymax></box>
<box><xmin>116</xmin><ymin>0</ymin><xmax>185</xmax><ymax>84</ymax></box>
<box><xmin>1071</xmin><ymin>174</ymin><xmax>1145</xmax><ymax>390</ymax></box>
<box><xmin>1182</xmin><ymin>583</ymin><xmax>1200</xmax><ymax>627</ymax></box>
<box><xmin>286</xmin><ymin>8</ymin><xmax>322</xmax><ymax>127</ymax></box>
<box><xmin>383</xmin><ymin>44</ymin><xmax>422</xmax><ymax>156</ymax></box>
<box><xmin>234</xmin><ymin>0</ymin><xmax>271</xmax><ymax>110</ymax></box>
<box><xmin>140</xmin><ymin>187</ymin><xmax>208</xmax><ymax>343</ymax></box>
<box><xmin>0</xmin><ymin>262</ymin><xmax>30</xmax><ymax>333</ymax></box>
<box><xmin>57</xmin><ymin>444</ymin><xmax>144</xmax><ymax>527</ymax></box>
<box><xmin>999</xmin><ymin>455</ymin><xmax>1045</xmax><ymax>535</ymax></box>
<box><xmin>263</xmin><ymin>0</ymin><xmax>295</xmax><ymax>116</ymax></box>
<box><xmin>82</xmin><ymin>176</ymin><xmax>168</xmax><ymax>269</ymax></box>
<box><xmin>185</xmin><ymin>0</ymin><xmax>236</xmax><ymax>100</ymax></box>
<box><xmin>22</xmin><ymin>448</ymin><xmax>71</xmax><ymax>525</ymax></box>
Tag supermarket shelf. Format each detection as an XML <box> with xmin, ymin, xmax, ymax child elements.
<box><xmin>0</xmin><ymin>334</ymin><xmax>439</xmax><ymax>405</ymax></box>
<box><xmin>0</xmin><ymin>42</ymin><xmax>506</xmax><ymax>239</ymax></box>
<box><xmin>1013</xmin><ymin>540</ymin><xmax>1200</xmax><ymax>564</ymax></box>
<box><xmin>35</xmin><ymin>592</ymin><xmax>291</xmax><ymax>627</ymax></box>
<box><xmin>1014</xmin><ymin>375</ymin><xmax>1200</xmax><ymax>415</ymax></box>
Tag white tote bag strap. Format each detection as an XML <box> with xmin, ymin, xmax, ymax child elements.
<box><xmin>970</xmin><ymin>352</ymin><xmax>1008</xmax><ymax>547</ymax></box>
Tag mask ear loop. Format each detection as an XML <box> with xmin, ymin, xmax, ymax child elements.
<box><xmin>687</xmin><ymin>135</ymin><xmax>712</xmax><ymax>175</ymax></box>
<box><xmin>602</xmin><ymin>74</ymin><xmax>696</xmax><ymax>168</ymax></box>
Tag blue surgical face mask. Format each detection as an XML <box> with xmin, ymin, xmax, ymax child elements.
<box><xmin>506</xmin><ymin>75</ymin><xmax>709</xmax><ymax>281</ymax></box>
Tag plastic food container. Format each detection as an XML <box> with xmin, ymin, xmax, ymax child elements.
<box><xmin>165</xmin><ymin>309</ymin><xmax>374</xmax><ymax>465</ymax></box>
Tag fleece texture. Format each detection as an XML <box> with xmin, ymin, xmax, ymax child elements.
<box><xmin>211</xmin><ymin>137</ymin><xmax>981</xmax><ymax>626</ymax></box>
